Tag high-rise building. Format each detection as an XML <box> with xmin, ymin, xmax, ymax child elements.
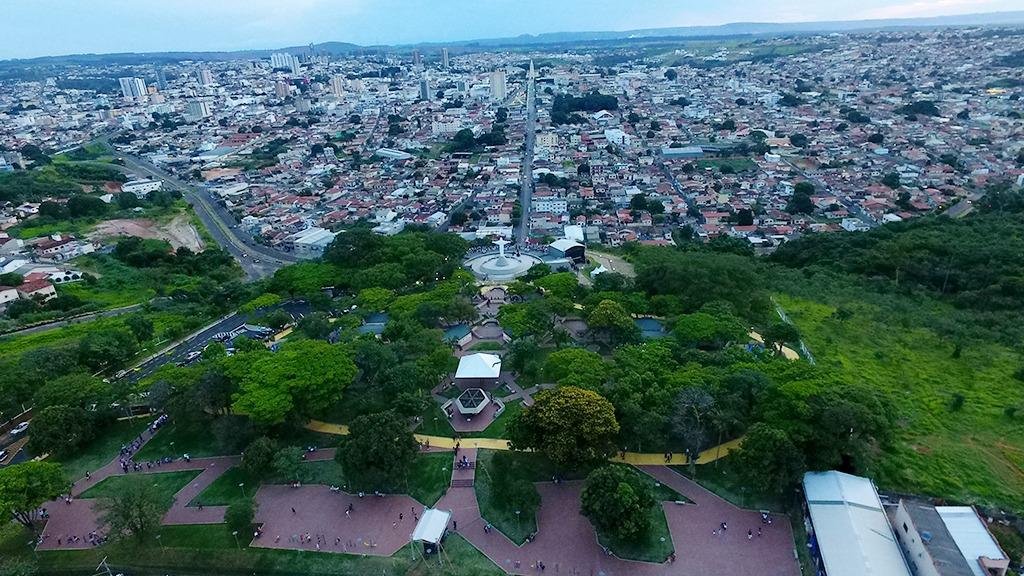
<box><xmin>489</xmin><ymin>69</ymin><xmax>507</xmax><ymax>102</ymax></box>
<box><xmin>274</xmin><ymin>80</ymin><xmax>290</xmax><ymax>99</ymax></box>
<box><xmin>419</xmin><ymin>75</ymin><xmax>431</xmax><ymax>101</ymax></box>
<box><xmin>295</xmin><ymin>97</ymin><xmax>311</xmax><ymax>113</ymax></box>
<box><xmin>412</xmin><ymin>49</ymin><xmax>422</xmax><ymax>66</ymax></box>
<box><xmin>118</xmin><ymin>77</ymin><xmax>148</xmax><ymax>103</ymax></box>
<box><xmin>156</xmin><ymin>68</ymin><xmax>168</xmax><ymax>91</ymax></box>
<box><xmin>330</xmin><ymin>76</ymin><xmax>345</xmax><ymax>98</ymax></box>
<box><xmin>198</xmin><ymin>68</ymin><xmax>214</xmax><ymax>86</ymax></box>
<box><xmin>442</xmin><ymin>48</ymin><xmax>450</xmax><ymax>69</ymax></box>
<box><xmin>186</xmin><ymin>99</ymin><xmax>212</xmax><ymax>119</ymax></box>
<box><xmin>270</xmin><ymin>52</ymin><xmax>300</xmax><ymax>74</ymax></box>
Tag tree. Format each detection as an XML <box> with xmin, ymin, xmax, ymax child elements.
<box><xmin>0</xmin><ymin>273</ymin><xmax>23</xmax><ymax>286</ymax></box>
<box><xmin>867</xmin><ymin>133</ymin><xmax>884</xmax><ymax>145</ymax></box>
<box><xmin>762</xmin><ymin>321</ymin><xmax>800</xmax><ymax>354</ymax></box>
<box><xmin>336</xmin><ymin>410</ymin><xmax>419</xmax><ymax>490</ymax></box>
<box><xmin>543</xmin><ymin>348</ymin><xmax>606</xmax><ymax>389</ymax></box>
<box><xmin>242</xmin><ymin>436</ymin><xmax>278</xmax><ymax>477</ymax></box>
<box><xmin>789</xmin><ymin>133</ymin><xmax>808</xmax><ymax>147</ymax></box>
<box><xmin>0</xmin><ymin>462</ymin><xmax>66</xmax><ymax>529</ymax></box>
<box><xmin>670</xmin><ymin>387</ymin><xmax>716</xmax><ymax>467</ymax></box>
<box><xmin>231</xmin><ymin>340</ymin><xmax>356</xmax><ymax>425</ymax></box>
<box><xmin>674</xmin><ymin>312</ymin><xmax>746</xmax><ymax>350</ymax></box>
<box><xmin>77</xmin><ymin>328</ymin><xmax>139</xmax><ymax>371</ymax></box>
<box><xmin>580</xmin><ymin>465</ymin><xmax>655</xmax><ymax>541</ymax></box>
<box><xmin>882</xmin><ymin>172</ymin><xmax>901</xmax><ymax>189</ymax></box>
<box><xmin>296</xmin><ymin>312</ymin><xmax>332</xmax><ymax>340</ymax></box>
<box><xmin>736</xmin><ymin>208</ymin><xmax>754</xmax><ymax>227</ymax></box>
<box><xmin>28</xmin><ymin>405</ymin><xmax>95</xmax><ymax>458</ymax></box>
<box><xmin>731</xmin><ymin>423</ymin><xmax>805</xmax><ymax>495</ymax></box>
<box><xmin>272</xmin><ymin>446</ymin><xmax>305</xmax><ymax>482</ymax></box>
<box><xmin>98</xmin><ymin>476</ymin><xmax>169</xmax><ymax>541</ymax></box>
<box><xmin>534</xmin><ymin>272</ymin><xmax>578</xmax><ymax>300</ymax></box>
<box><xmin>587</xmin><ymin>299</ymin><xmax>639</xmax><ymax>345</ymax></box>
<box><xmin>263</xmin><ymin>309</ymin><xmax>291</xmax><ymax>330</ymax></box>
<box><xmin>125</xmin><ymin>315</ymin><xmax>154</xmax><ymax>343</ymax></box>
<box><xmin>664</xmin><ymin>68</ymin><xmax>678</xmax><ymax>81</ymax></box>
<box><xmin>226</xmin><ymin>498</ymin><xmax>255</xmax><ymax>533</ymax></box>
<box><xmin>66</xmin><ymin>195</ymin><xmax>108</xmax><ymax>218</ymax></box>
<box><xmin>34</xmin><ymin>372</ymin><xmax>108</xmax><ymax>409</ymax></box>
<box><xmin>507</xmin><ymin>386</ymin><xmax>619</xmax><ymax>468</ymax></box>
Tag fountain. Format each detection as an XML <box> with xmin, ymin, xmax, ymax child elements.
<box><xmin>464</xmin><ymin>238</ymin><xmax>544</xmax><ymax>281</ymax></box>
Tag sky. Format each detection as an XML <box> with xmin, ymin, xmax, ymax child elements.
<box><xmin>1</xmin><ymin>0</ymin><xmax>1020</xmax><ymax>60</ymax></box>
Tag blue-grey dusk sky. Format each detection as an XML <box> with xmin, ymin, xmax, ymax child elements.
<box><xmin>2</xmin><ymin>0</ymin><xmax>1020</xmax><ymax>59</ymax></box>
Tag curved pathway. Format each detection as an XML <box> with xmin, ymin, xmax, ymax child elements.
<box><xmin>305</xmin><ymin>419</ymin><xmax>743</xmax><ymax>465</ymax></box>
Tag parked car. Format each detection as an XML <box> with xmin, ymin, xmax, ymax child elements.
<box><xmin>10</xmin><ymin>422</ymin><xmax>29</xmax><ymax>436</ymax></box>
<box><xmin>0</xmin><ymin>450</ymin><xmax>8</xmax><ymax>462</ymax></box>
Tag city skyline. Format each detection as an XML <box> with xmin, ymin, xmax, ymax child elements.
<box><xmin>2</xmin><ymin>0</ymin><xmax>1022</xmax><ymax>60</ymax></box>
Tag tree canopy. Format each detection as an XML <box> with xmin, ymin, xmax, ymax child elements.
<box><xmin>508</xmin><ymin>386</ymin><xmax>619</xmax><ymax>468</ymax></box>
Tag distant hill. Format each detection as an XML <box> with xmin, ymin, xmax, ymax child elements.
<box><xmin>439</xmin><ymin>10</ymin><xmax>1024</xmax><ymax>47</ymax></box>
<box><xmin>2</xmin><ymin>10</ymin><xmax>1023</xmax><ymax>65</ymax></box>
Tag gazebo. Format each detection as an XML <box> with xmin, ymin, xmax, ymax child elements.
<box><xmin>454</xmin><ymin>388</ymin><xmax>491</xmax><ymax>416</ymax></box>
<box><xmin>453</xmin><ymin>352</ymin><xmax>501</xmax><ymax>389</ymax></box>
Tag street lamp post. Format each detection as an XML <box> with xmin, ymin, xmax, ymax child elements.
<box><xmin>232</xmin><ymin>530</ymin><xmax>240</xmax><ymax>550</ymax></box>
<box><xmin>156</xmin><ymin>533</ymin><xmax>164</xmax><ymax>552</ymax></box>
<box><xmin>515</xmin><ymin>510</ymin><xmax>521</xmax><ymax>535</ymax></box>
<box><xmin>239</xmin><ymin>482</ymin><xmax>246</xmax><ymax>498</ymax></box>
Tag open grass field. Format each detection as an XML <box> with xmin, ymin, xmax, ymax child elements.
<box><xmin>81</xmin><ymin>470</ymin><xmax>201</xmax><ymax>505</ymax></box>
<box><xmin>695</xmin><ymin>157</ymin><xmax>758</xmax><ymax>173</ymax></box>
<box><xmin>0</xmin><ymin>523</ymin><xmax>500</xmax><ymax>576</ymax></box>
<box><xmin>776</xmin><ymin>294</ymin><xmax>1024</xmax><ymax>512</ymax></box>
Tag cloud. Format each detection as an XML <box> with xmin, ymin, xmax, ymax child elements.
<box><xmin>859</xmin><ymin>0</ymin><xmax>1005</xmax><ymax>20</ymax></box>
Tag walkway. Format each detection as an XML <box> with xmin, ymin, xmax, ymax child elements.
<box><xmin>436</xmin><ymin>463</ymin><xmax>799</xmax><ymax>576</ymax></box>
<box><xmin>37</xmin><ymin>425</ymin><xmax>240</xmax><ymax>550</ymax></box>
<box><xmin>305</xmin><ymin>420</ymin><xmax>743</xmax><ymax>465</ymax></box>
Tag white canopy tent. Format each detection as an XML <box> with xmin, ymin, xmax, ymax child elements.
<box><xmin>411</xmin><ymin>508</ymin><xmax>451</xmax><ymax>555</ymax></box>
<box><xmin>454</xmin><ymin>353</ymin><xmax>502</xmax><ymax>380</ymax></box>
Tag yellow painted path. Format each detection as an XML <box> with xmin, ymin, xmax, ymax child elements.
<box><xmin>305</xmin><ymin>420</ymin><xmax>742</xmax><ymax>465</ymax></box>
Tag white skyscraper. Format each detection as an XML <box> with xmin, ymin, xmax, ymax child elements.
<box><xmin>489</xmin><ymin>69</ymin><xmax>507</xmax><ymax>102</ymax></box>
<box><xmin>198</xmin><ymin>68</ymin><xmax>214</xmax><ymax>86</ymax></box>
<box><xmin>274</xmin><ymin>80</ymin><xmax>290</xmax><ymax>99</ymax></box>
<box><xmin>442</xmin><ymin>48</ymin><xmax>450</xmax><ymax>69</ymax></box>
<box><xmin>419</xmin><ymin>75</ymin><xmax>432</xmax><ymax>101</ymax></box>
<box><xmin>118</xmin><ymin>77</ymin><xmax>149</xmax><ymax>103</ymax></box>
<box><xmin>329</xmin><ymin>76</ymin><xmax>345</xmax><ymax>98</ymax></box>
<box><xmin>270</xmin><ymin>52</ymin><xmax>300</xmax><ymax>74</ymax></box>
<box><xmin>186</xmin><ymin>99</ymin><xmax>212</xmax><ymax>119</ymax></box>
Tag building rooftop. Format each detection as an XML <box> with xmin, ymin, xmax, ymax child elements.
<box><xmin>804</xmin><ymin>471</ymin><xmax>912</xmax><ymax>576</ymax></box>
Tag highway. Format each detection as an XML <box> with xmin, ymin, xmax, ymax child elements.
<box><xmin>98</xmin><ymin>137</ymin><xmax>300</xmax><ymax>280</ymax></box>
<box><xmin>516</xmin><ymin>71</ymin><xmax>538</xmax><ymax>243</ymax></box>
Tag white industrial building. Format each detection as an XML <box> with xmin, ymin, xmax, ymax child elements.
<box><xmin>120</xmin><ymin>179</ymin><xmax>163</xmax><ymax>198</ymax></box>
<box><xmin>286</xmin><ymin>227</ymin><xmax>337</xmax><ymax>259</ymax></box>
<box><xmin>803</xmin><ymin>471</ymin><xmax>912</xmax><ymax>576</ymax></box>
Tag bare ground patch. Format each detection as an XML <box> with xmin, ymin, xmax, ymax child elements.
<box><xmin>90</xmin><ymin>215</ymin><xmax>204</xmax><ymax>251</ymax></box>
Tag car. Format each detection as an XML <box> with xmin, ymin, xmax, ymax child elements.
<box><xmin>0</xmin><ymin>450</ymin><xmax>8</xmax><ymax>463</ymax></box>
<box><xmin>253</xmin><ymin>258</ymin><xmax>261</xmax><ymax>263</ymax></box>
<box><xmin>11</xmin><ymin>422</ymin><xmax>29</xmax><ymax>436</ymax></box>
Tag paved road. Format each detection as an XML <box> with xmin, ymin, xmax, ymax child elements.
<box><xmin>0</xmin><ymin>300</ymin><xmax>159</xmax><ymax>339</ymax></box>
<box><xmin>515</xmin><ymin>72</ymin><xmax>537</xmax><ymax>243</ymax></box>
<box><xmin>126</xmin><ymin>300</ymin><xmax>311</xmax><ymax>383</ymax></box>
<box><xmin>99</xmin><ymin>137</ymin><xmax>298</xmax><ymax>280</ymax></box>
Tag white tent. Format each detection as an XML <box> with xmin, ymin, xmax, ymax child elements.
<box><xmin>455</xmin><ymin>353</ymin><xmax>501</xmax><ymax>380</ymax></box>
<box><xmin>411</xmin><ymin>508</ymin><xmax>451</xmax><ymax>545</ymax></box>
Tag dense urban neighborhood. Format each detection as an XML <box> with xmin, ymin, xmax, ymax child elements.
<box><xmin>1</xmin><ymin>8</ymin><xmax>1024</xmax><ymax>576</ymax></box>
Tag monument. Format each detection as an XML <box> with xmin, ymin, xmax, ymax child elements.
<box><xmin>464</xmin><ymin>238</ymin><xmax>543</xmax><ymax>281</ymax></box>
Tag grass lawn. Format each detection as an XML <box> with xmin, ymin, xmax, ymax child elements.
<box><xmin>695</xmin><ymin>157</ymin><xmax>758</xmax><ymax>173</ymax></box>
<box><xmin>0</xmin><ymin>523</ymin><xmax>501</xmax><ymax>576</ymax></box>
<box><xmin>55</xmin><ymin>418</ymin><xmax>150</xmax><ymax>483</ymax></box>
<box><xmin>190</xmin><ymin>466</ymin><xmax>257</xmax><ymax>506</ymax></box>
<box><xmin>416</xmin><ymin>400</ymin><xmax>522</xmax><ymax>439</ymax></box>
<box><xmin>406</xmin><ymin>452</ymin><xmax>451</xmax><ymax>506</ymax></box>
<box><xmin>135</xmin><ymin>418</ymin><xmax>249</xmax><ymax>460</ymax></box>
<box><xmin>81</xmin><ymin>470</ymin><xmax>201</xmax><ymax>506</ymax></box>
<box><xmin>196</xmin><ymin>453</ymin><xmax>449</xmax><ymax>508</ymax></box>
<box><xmin>776</xmin><ymin>294</ymin><xmax>1024</xmax><ymax>512</ymax></box>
